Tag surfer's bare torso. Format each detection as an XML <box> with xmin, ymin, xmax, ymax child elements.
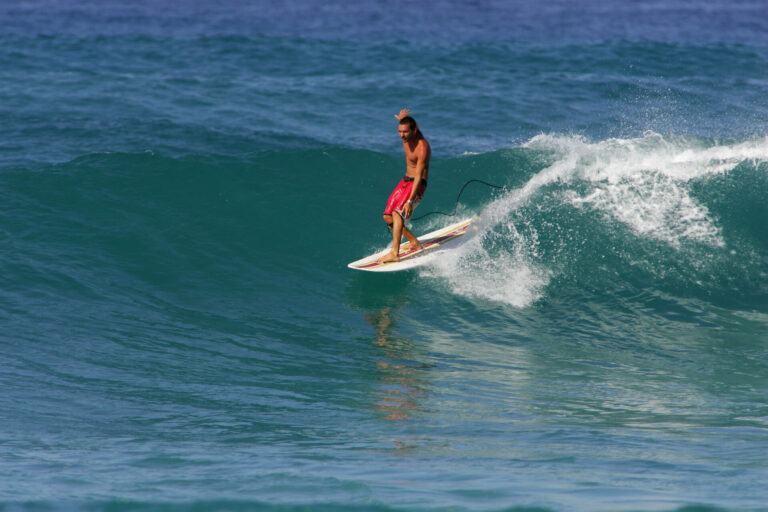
<box><xmin>402</xmin><ymin>131</ymin><xmax>430</xmax><ymax>183</ymax></box>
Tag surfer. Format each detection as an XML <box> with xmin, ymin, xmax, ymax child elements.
<box><xmin>377</xmin><ymin>109</ymin><xmax>431</xmax><ymax>263</ymax></box>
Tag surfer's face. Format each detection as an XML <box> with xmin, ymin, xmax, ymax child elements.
<box><xmin>399</xmin><ymin>124</ymin><xmax>414</xmax><ymax>142</ymax></box>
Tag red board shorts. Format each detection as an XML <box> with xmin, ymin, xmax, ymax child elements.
<box><xmin>383</xmin><ymin>177</ymin><xmax>427</xmax><ymax>220</ymax></box>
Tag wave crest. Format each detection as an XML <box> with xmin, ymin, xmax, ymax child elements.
<box><xmin>424</xmin><ymin>133</ymin><xmax>768</xmax><ymax>307</ymax></box>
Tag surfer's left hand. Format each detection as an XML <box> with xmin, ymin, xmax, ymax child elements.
<box><xmin>395</xmin><ymin>109</ymin><xmax>411</xmax><ymax>120</ymax></box>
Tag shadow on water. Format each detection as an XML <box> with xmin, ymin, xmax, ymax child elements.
<box><xmin>344</xmin><ymin>272</ymin><xmax>432</xmax><ymax>423</ymax></box>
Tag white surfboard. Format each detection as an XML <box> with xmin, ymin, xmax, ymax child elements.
<box><xmin>348</xmin><ymin>218</ymin><xmax>476</xmax><ymax>272</ymax></box>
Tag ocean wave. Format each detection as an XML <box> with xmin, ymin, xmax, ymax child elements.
<box><xmin>3</xmin><ymin>135</ymin><xmax>768</xmax><ymax>313</ymax></box>
<box><xmin>422</xmin><ymin>133</ymin><xmax>768</xmax><ymax>308</ymax></box>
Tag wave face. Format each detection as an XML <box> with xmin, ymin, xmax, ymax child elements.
<box><xmin>425</xmin><ymin>133</ymin><xmax>768</xmax><ymax>310</ymax></box>
<box><xmin>3</xmin><ymin>1</ymin><xmax>768</xmax><ymax>511</ymax></box>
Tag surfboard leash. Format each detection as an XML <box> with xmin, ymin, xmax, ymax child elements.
<box><xmin>412</xmin><ymin>179</ymin><xmax>503</xmax><ymax>221</ymax></box>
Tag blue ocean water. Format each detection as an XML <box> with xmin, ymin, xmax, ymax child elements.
<box><xmin>2</xmin><ymin>1</ymin><xmax>768</xmax><ymax>511</ymax></box>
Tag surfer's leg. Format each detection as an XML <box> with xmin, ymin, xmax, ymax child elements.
<box><xmin>400</xmin><ymin>224</ymin><xmax>423</xmax><ymax>252</ymax></box>
<box><xmin>378</xmin><ymin>214</ymin><xmax>403</xmax><ymax>263</ymax></box>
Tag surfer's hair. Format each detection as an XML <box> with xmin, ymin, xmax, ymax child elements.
<box><xmin>398</xmin><ymin>116</ymin><xmax>417</xmax><ymax>130</ymax></box>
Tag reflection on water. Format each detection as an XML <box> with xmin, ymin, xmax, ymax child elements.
<box><xmin>344</xmin><ymin>273</ymin><xmax>433</xmax><ymax>422</ymax></box>
<box><xmin>365</xmin><ymin>307</ymin><xmax>431</xmax><ymax>422</ymax></box>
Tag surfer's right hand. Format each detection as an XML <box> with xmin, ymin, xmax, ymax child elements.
<box><xmin>394</xmin><ymin>109</ymin><xmax>411</xmax><ymax>120</ymax></box>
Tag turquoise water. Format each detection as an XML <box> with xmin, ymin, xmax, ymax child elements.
<box><xmin>2</xmin><ymin>2</ymin><xmax>768</xmax><ymax>511</ymax></box>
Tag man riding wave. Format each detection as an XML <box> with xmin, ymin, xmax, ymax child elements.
<box><xmin>377</xmin><ymin>109</ymin><xmax>431</xmax><ymax>263</ymax></box>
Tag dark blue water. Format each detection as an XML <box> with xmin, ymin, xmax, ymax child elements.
<box><xmin>2</xmin><ymin>1</ymin><xmax>768</xmax><ymax>511</ymax></box>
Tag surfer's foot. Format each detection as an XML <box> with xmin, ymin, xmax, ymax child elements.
<box><xmin>402</xmin><ymin>241</ymin><xmax>423</xmax><ymax>252</ymax></box>
<box><xmin>376</xmin><ymin>250</ymin><xmax>400</xmax><ymax>264</ymax></box>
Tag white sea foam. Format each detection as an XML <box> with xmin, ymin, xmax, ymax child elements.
<box><xmin>558</xmin><ymin>133</ymin><xmax>768</xmax><ymax>248</ymax></box>
<box><xmin>425</xmin><ymin>133</ymin><xmax>768</xmax><ymax>306</ymax></box>
<box><xmin>568</xmin><ymin>171</ymin><xmax>724</xmax><ymax>249</ymax></box>
<box><xmin>423</xmin><ymin>218</ymin><xmax>550</xmax><ymax>308</ymax></box>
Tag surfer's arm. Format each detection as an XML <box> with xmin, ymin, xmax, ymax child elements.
<box><xmin>403</xmin><ymin>142</ymin><xmax>428</xmax><ymax>217</ymax></box>
<box><xmin>408</xmin><ymin>141</ymin><xmax>428</xmax><ymax>200</ymax></box>
<box><xmin>407</xmin><ymin>170</ymin><xmax>423</xmax><ymax>203</ymax></box>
